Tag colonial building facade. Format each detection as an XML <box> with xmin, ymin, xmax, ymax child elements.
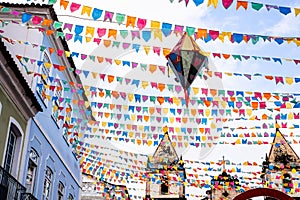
<box><xmin>0</xmin><ymin>37</ymin><xmax>41</xmax><ymax>200</ymax></box>
<box><xmin>0</xmin><ymin>3</ymin><xmax>90</xmax><ymax>199</ymax></box>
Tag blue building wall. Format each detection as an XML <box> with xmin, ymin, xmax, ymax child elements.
<box><xmin>21</xmin><ymin>31</ymin><xmax>83</xmax><ymax>199</ymax></box>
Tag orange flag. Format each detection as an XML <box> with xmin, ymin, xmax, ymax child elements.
<box><xmin>236</xmin><ymin>1</ymin><xmax>248</xmax><ymax>10</ymax></box>
<box><xmin>60</xmin><ymin>0</ymin><xmax>69</xmax><ymax>10</ymax></box>
<box><xmin>126</xmin><ymin>16</ymin><xmax>136</xmax><ymax>27</ymax></box>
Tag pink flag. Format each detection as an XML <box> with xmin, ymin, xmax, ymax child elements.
<box><xmin>70</xmin><ymin>2</ymin><xmax>81</xmax><ymax>12</ymax></box>
<box><xmin>222</xmin><ymin>0</ymin><xmax>233</xmax><ymax>9</ymax></box>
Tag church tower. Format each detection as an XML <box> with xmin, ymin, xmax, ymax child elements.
<box><xmin>261</xmin><ymin>127</ymin><xmax>300</xmax><ymax>199</ymax></box>
<box><xmin>145</xmin><ymin>131</ymin><xmax>186</xmax><ymax>199</ymax></box>
<box><xmin>205</xmin><ymin>157</ymin><xmax>243</xmax><ymax>200</ymax></box>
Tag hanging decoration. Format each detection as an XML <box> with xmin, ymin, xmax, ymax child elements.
<box><xmin>167</xmin><ymin>0</ymin><xmax>300</xmax><ymax>17</ymax></box>
<box><xmin>2</xmin><ymin>32</ymin><xmax>299</xmax><ymax>66</ymax></box>
<box><xmin>2</xmin><ymin>4</ymin><xmax>300</xmax><ymax>46</ymax></box>
<box><xmin>166</xmin><ymin>32</ymin><xmax>208</xmax><ymax>106</ymax></box>
<box><xmin>2</xmin><ymin>1</ymin><xmax>300</xmax><ymax>191</ymax></box>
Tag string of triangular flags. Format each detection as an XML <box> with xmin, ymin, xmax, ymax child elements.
<box><xmin>3</xmin><ymin>32</ymin><xmax>299</xmax><ymax>66</ymax></box>
<box><xmin>57</xmin><ymin>1</ymin><xmax>300</xmax><ymax>46</ymax></box>
<box><xmin>79</xmin><ymin>154</ymin><xmax>262</xmax><ymax>184</ymax></box>
<box><xmin>67</xmin><ymin>123</ymin><xmax>300</xmax><ymax>149</ymax></box>
<box><xmin>2</xmin><ymin>3</ymin><xmax>299</xmax><ymax>46</ymax></box>
<box><xmin>82</xmin><ymin>174</ymin><xmax>266</xmax><ymax>199</ymax></box>
<box><xmin>19</xmin><ymin>56</ymin><xmax>300</xmax><ymax>96</ymax></box>
<box><xmin>46</xmin><ymin>92</ymin><xmax>300</xmax><ymax>127</ymax></box>
<box><xmin>79</xmin><ymin>151</ymin><xmax>300</xmax><ymax>189</ymax></box>
<box><xmin>168</xmin><ymin>0</ymin><xmax>300</xmax><ymax>17</ymax></box>
<box><xmin>73</xmin><ymin>134</ymin><xmax>300</xmax><ymax>149</ymax></box>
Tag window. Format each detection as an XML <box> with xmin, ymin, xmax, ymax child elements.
<box><xmin>68</xmin><ymin>193</ymin><xmax>74</xmax><ymax>200</ymax></box>
<box><xmin>58</xmin><ymin>181</ymin><xmax>64</xmax><ymax>200</ymax></box>
<box><xmin>43</xmin><ymin>167</ymin><xmax>53</xmax><ymax>200</ymax></box>
<box><xmin>26</xmin><ymin>149</ymin><xmax>39</xmax><ymax>194</ymax></box>
<box><xmin>4</xmin><ymin>127</ymin><xmax>17</xmax><ymax>173</ymax></box>
<box><xmin>37</xmin><ymin>52</ymin><xmax>52</xmax><ymax>105</ymax></box>
<box><xmin>161</xmin><ymin>175</ymin><xmax>169</xmax><ymax>194</ymax></box>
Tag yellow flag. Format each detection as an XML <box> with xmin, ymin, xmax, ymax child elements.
<box><xmin>91</xmin><ymin>72</ymin><xmax>97</xmax><ymax>79</ymax></box>
<box><xmin>153</xmin><ymin>29</ymin><xmax>162</xmax><ymax>41</ymax></box>
<box><xmin>151</xmin><ymin>21</ymin><xmax>160</xmax><ymax>31</ymax></box>
<box><xmin>288</xmin><ymin>112</ymin><xmax>293</xmax><ymax>120</ymax></box>
<box><xmin>114</xmin><ymin>59</ymin><xmax>121</xmax><ymax>65</ymax></box>
<box><xmin>246</xmin><ymin>109</ymin><xmax>252</xmax><ymax>116</ymax></box>
<box><xmin>85</xmin><ymin>26</ymin><xmax>95</xmax><ymax>37</ymax></box>
<box><xmin>221</xmin><ymin>101</ymin><xmax>227</xmax><ymax>108</ymax></box>
<box><xmin>143</xmin><ymin>46</ymin><xmax>150</xmax><ymax>55</ymax></box>
<box><xmin>44</xmin><ymin>62</ymin><xmax>52</xmax><ymax>69</ymax></box>
<box><xmin>65</xmin><ymin>51</ymin><xmax>71</xmax><ymax>57</ymax></box>
<box><xmin>193</xmin><ymin>87</ymin><xmax>199</xmax><ymax>95</ymax></box>
<box><xmin>295</xmin><ymin>8</ymin><xmax>300</xmax><ymax>17</ymax></box>
<box><xmin>128</xmin><ymin>93</ymin><xmax>134</xmax><ymax>102</ymax></box>
<box><xmin>85</xmin><ymin>37</ymin><xmax>92</xmax><ymax>43</ymax></box>
<box><xmin>163</xmin><ymin>108</ymin><xmax>169</xmax><ymax>115</ymax></box>
<box><xmin>169</xmin><ymin>117</ymin><xmax>174</xmax><ymax>123</ymax></box>
<box><xmin>81</xmin><ymin>6</ymin><xmax>92</xmax><ymax>16</ymax></box>
<box><xmin>205</xmin><ymin>109</ymin><xmax>210</xmax><ymax>117</ymax></box>
<box><xmin>129</xmin><ymin>132</ymin><xmax>134</xmax><ymax>138</ymax></box>
<box><xmin>207</xmin><ymin>0</ymin><xmax>218</xmax><ymax>8</ymax></box>
<box><xmin>218</xmin><ymin>33</ymin><xmax>225</xmax><ymax>43</ymax></box>
<box><xmin>163</xmin><ymin>48</ymin><xmax>170</xmax><ymax>57</ymax></box>
<box><xmin>130</xmin><ymin>114</ymin><xmax>136</xmax><ymax>121</ymax></box>
<box><xmin>141</xmin><ymin>81</ymin><xmax>148</xmax><ymax>89</ymax></box>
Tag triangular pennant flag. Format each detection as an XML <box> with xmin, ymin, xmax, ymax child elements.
<box><xmin>162</xmin><ymin>23</ymin><xmax>172</xmax><ymax>37</ymax></box>
<box><xmin>60</xmin><ymin>0</ymin><xmax>69</xmax><ymax>10</ymax></box>
<box><xmin>207</xmin><ymin>0</ymin><xmax>218</xmax><ymax>8</ymax></box>
<box><xmin>92</xmin><ymin>8</ymin><xmax>103</xmax><ymax>20</ymax></box>
<box><xmin>193</xmin><ymin>0</ymin><xmax>204</xmax><ymax>6</ymax></box>
<box><xmin>295</xmin><ymin>8</ymin><xmax>300</xmax><ymax>17</ymax></box>
<box><xmin>21</xmin><ymin>13</ymin><xmax>32</xmax><ymax>23</ymax></box>
<box><xmin>279</xmin><ymin>6</ymin><xmax>291</xmax><ymax>15</ymax></box>
<box><xmin>81</xmin><ymin>5</ymin><xmax>92</xmax><ymax>16</ymax></box>
<box><xmin>116</xmin><ymin>13</ymin><xmax>125</xmax><ymax>25</ymax></box>
<box><xmin>70</xmin><ymin>2</ymin><xmax>81</xmax><ymax>12</ymax></box>
<box><xmin>236</xmin><ymin>1</ymin><xmax>248</xmax><ymax>10</ymax></box>
<box><xmin>222</xmin><ymin>0</ymin><xmax>233</xmax><ymax>9</ymax></box>
<box><xmin>142</xmin><ymin>31</ymin><xmax>151</xmax><ymax>42</ymax></box>
<box><xmin>251</xmin><ymin>2</ymin><xmax>263</xmax><ymax>11</ymax></box>
<box><xmin>119</xmin><ymin>30</ymin><xmax>128</xmax><ymax>39</ymax></box>
<box><xmin>137</xmin><ymin>18</ymin><xmax>147</xmax><ymax>30</ymax></box>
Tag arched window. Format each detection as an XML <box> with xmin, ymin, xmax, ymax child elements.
<box><xmin>68</xmin><ymin>193</ymin><xmax>74</xmax><ymax>200</ymax></box>
<box><xmin>161</xmin><ymin>175</ymin><xmax>169</xmax><ymax>194</ymax></box>
<box><xmin>43</xmin><ymin>167</ymin><xmax>53</xmax><ymax>200</ymax></box>
<box><xmin>26</xmin><ymin>148</ymin><xmax>39</xmax><ymax>194</ymax></box>
<box><xmin>58</xmin><ymin>181</ymin><xmax>65</xmax><ymax>200</ymax></box>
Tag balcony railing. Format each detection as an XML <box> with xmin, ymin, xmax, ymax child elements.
<box><xmin>0</xmin><ymin>166</ymin><xmax>37</xmax><ymax>200</ymax></box>
<box><xmin>21</xmin><ymin>193</ymin><xmax>38</xmax><ymax>200</ymax></box>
